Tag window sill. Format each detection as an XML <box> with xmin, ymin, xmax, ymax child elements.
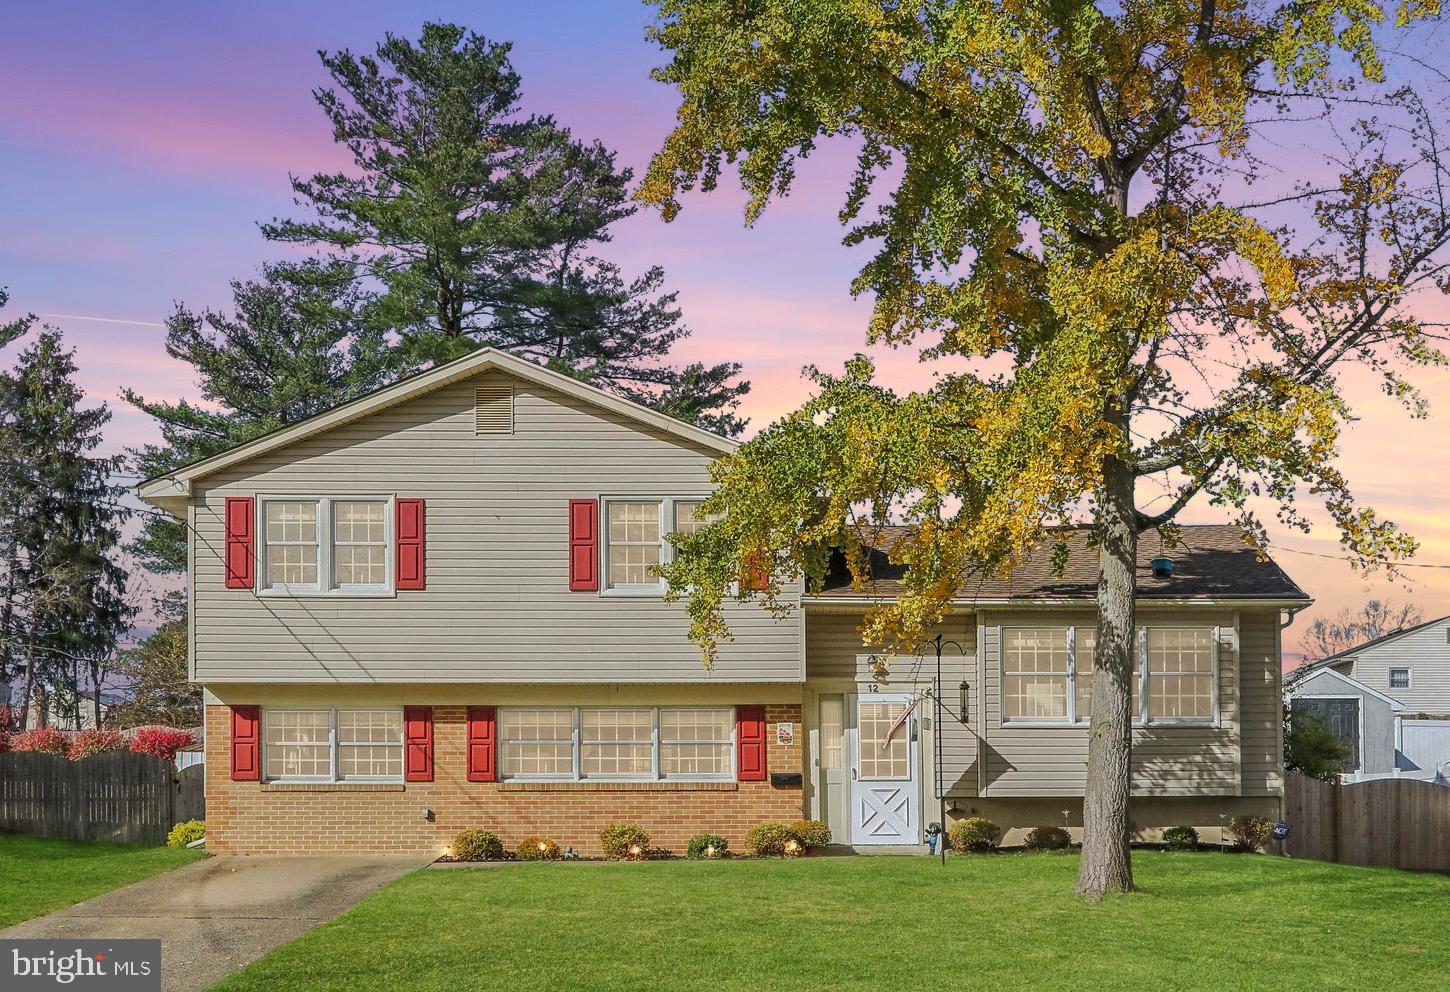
<box><xmin>498</xmin><ymin>781</ymin><xmax>738</xmax><ymax>793</ymax></box>
<box><xmin>255</xmin><ymin>589</ymin><xmax>398</xmax><ymax>600</ymax></box>
<box><xmin>260</xmin><ymin>782</ymin><xmax>406</xmax><ymax>793</ymax></box>
<box><xmin>599</xmin><ymin>587</ymin><xmax>666</xmax><ymax>599</ymax></box>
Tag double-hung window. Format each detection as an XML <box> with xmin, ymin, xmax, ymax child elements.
<box><xmin>601</xmin><ymin>497</ymin><xmax>720</xmax><ymax>594</ymax></box>
<box><xmin>1143</xmin><ymin>628</ymin><xmax>1216</xmax><ymax>723</ymax></box>
<box><xmin>258</xmin><ymin>496</ymin><xmax>392</xmax><ymax>595</ymax></box>
<box><xmin>498</xmin><ymin>706</ymin><xmax>734</xmax><ymax>781</ymax></box>
<box><xmin>1002</xmin><ymin>628</ymin><xmax>1071</xmax><ymax>722</ymax></box>
<box><xmin>262</xmin><ymin>708</ymin><xmax>404</xmax><ymax>783</ymax></box>
<box><xmin>1001</xmin><ymin>625</ymin><xmax>1216</xmax><ymax>726</ymax></box>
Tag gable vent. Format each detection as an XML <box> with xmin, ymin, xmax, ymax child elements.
<box><xmin>475</xmin><ymin>385</ymin><xmax>514</xmax><ymax>435</ymax></box>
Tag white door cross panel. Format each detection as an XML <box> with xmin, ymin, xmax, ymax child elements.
<box><xmin>856</xmin><ymin>784</ymin><xmax>914</xmax><ymax>840</ymax></box>
<box><xmin>849</xmin><ymin>694</ymin><xmax>920</xmax><ymax>845</ymax></box>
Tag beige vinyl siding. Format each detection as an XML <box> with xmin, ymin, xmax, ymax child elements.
<box><xmin>1344</xmin><ymin>619</ymin><xmax>1450</xmax><ymax>714</ymax></box>
<box><xmin>1238</xmin><ymin>608</ymin><xmax>1285</xmax><ymax>796</ymax></box>
<box><xmin>980</xmin><ymin>608</ymin><xmax>1240</xmax><ymax>797</ymax></box>
<box><xmin>805</xmin><ymin>609</ymin><xmax>979</xmax><ymax>796</ymax></box>
<box><xmin>190</xmin><ymin>369</ymin><xmax>801</xmax><ymax>684</ymax></box>
<box><xmin>805</xmin><ymin>605</ymin><xmax>1285</xmax><ymax>800</ymax></box>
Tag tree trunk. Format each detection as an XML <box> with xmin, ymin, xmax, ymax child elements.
<box><xmin>1077</xmin><ymin>438</ymin><xmax>1138</xmax><ymax>897</ymax></box>
<box><xmin>90</xmin><ymin>657</ymin><xmax>104</xmax><ymax>729</ymax></box>
<box><xmin>18</xmin><ymin>644</ymin><xmax>36</xmax><ymax>731</ymax></box>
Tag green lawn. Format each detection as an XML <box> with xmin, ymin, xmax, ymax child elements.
<box><xmin>0</xmin><ymin>833</ymin><xmax>206</xmax><ymax>929</ymax></box>
<box><xmin>210</xmin><ymin>852</ymin><xmax>1450</xmax><ymax>992</ymax></box>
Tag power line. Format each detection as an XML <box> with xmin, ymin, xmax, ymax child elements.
<box><xmin>1269</xmin><ymin>544</ymin><xmax>1450</xmax><ymax>570</ymax></box>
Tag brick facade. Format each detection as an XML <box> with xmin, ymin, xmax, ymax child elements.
<box><xmin>203</xmin><ymin>703</ymin><xmax>805</xmax><ymax>856</ymax></box>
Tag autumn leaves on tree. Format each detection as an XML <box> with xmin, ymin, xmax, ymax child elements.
<box><xmin>641</xmin><ymin>0</ymin><xmax>1448</xmax><ymax>894</ymax></box>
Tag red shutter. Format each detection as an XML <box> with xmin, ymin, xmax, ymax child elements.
<box><xmin>741</xmin><ymin>547</ymin><xmax>770</xmax><ymax>592</ymax></box>
<box><xmin>396</xmin><ymin>498</ymin><xmax>426</xmax><ymax>590</ymax></box>
<box><xmin>737</xmin><ymin>705</ymin><xmax>767</xmax><ymax>781</ymax></box>
<box><xmin>568</xmin><ymin>499</ymin><xmax>599</xmax><ymax>591</ymax></box>
<box><xmin>403</xmin><ymin>706</ymin><xmax>433</xmax><ymax>782</ymax></box>
<box><xmin>466</xmin><ymin>706</ymin><xmax>497</xmax><ymax>783</ymax></box>
<box><xmin>224</xmin><ymin>497</ymin><xmax>255</xmax><ymax>589</ymax></box>
<box><xmin>230</xmin><ymin>705</ymin><xmax>260</xmax><ymax>781</ymax></box>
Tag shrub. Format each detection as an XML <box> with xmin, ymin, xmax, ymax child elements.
<box><xmin>10</xmin><ymin>727</ymin><xmax>70</xmax><ymax>755</ymax></box>
<box><xmin>949</xmin><ymin>817</ymin><xmax>999</xmax><ymax>853</ymax></box>
<box><xmin>1285</xmin><ymin>710</ymin><xmax>1352</xmax><ymax>782</ymax></box>
<box><xmin>1022</xmin><ymin>825</ymin><xmax>1072</xmax><ymax>851</ymax></box>
<box><xmin>452</xmin><ymin>829</ymin><xmax>504</xmax><ymax>861</ymax></box>
<box><xmin>1228</xmin><ymin>816</ymin><xmax>1273</xmax><ymax>852</ymax></box>
<box><xmin>600</xmin><ymin>823</ymin><xmax>651</xmax><ymax>860</ymax></box>
<box><xmin>686</xmin><ymin>834</ymin><xmax>729</xmax><ymax>859</ymax></box>
<box><xmin>745</xmin><ymin>821</ymin><xmax>800</xmax><ymax>857</ymax></box>
<box><xmin>68</xmin><ymin>728</ymin><xmax>127</xmax><ymax>759</ymax></box>
<box><xmin>516</xmin><ymin>835</ymin><xmax>562</xmax><ymax>861</ymax></box>
<box><xmin>130</xmin><ymin>727</ymin><xmax>197</xmax><ymax>762</ymax></box>
<box><xmin>788</xmin><ymin>819</ymin><xmax>832</xmax><ymax>848</ymax></box>
<box><xmin>0</xmin><ymin>704</ymin><xmax>18</xmax><ymax>752</ymax></box>
<box><xmin>167</xmin><ymin>820</ymin><xmax>205</xmax><ymax>849</ymax></box>
<box><xmin>1162</xmin><ymin>825</ymin><xmax>1199</xmax><ymax>851</ymax></box>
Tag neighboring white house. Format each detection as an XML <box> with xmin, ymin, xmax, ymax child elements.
<box><xmin>1288</xmin><ymin>615</ymin><xmax>1450</xmax><ymax>783</ymax></box>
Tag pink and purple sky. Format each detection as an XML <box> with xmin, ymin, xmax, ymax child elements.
<box><xmin>2</xmin><ymin>1</ymin><xmax>1448</xmax><ymax>659</ymax></box>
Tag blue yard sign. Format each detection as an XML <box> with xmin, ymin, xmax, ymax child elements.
<box><xmin>1271</xmin><ymin>820</ymin><xmax>1291</xmax><ymax>840</ymax></box>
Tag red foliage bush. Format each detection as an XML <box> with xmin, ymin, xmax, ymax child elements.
<box><xmin>130</xmin><ymin>727</ymin><xmax>196</xmax><ymax>762</ymax></box>
<box><xmin>0</xmin><ymin>705</ymin><xmax>17</xmax><ymax>753</ymax></box>
<box><xmin>11</xmin><ymin>727</ymin><xmax>70</xmax><ymax>755</ymax></box>
<box><xmin>68</xmin><ymin>728</ymin><xmax>128</xmax><ymax>759</ymax></box>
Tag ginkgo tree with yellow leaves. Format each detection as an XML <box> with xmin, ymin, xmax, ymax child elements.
<box><xmin>640</xmin><ymin>0</ymin><xmax>1449</xmax><ymax>896</ymax></box>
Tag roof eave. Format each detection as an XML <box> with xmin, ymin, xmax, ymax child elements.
<box><xmin>802</xmin><ymin>595</ymin><xmax>1314</xmax><ymax>609</ymax></box>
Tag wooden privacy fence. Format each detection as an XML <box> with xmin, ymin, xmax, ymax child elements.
<box><xmin>0</xmin><ymin>751</ymin><xmax>204</xmax><ymax>846</ymax></box>
<box><xmin>1284</xmin><ymin>771</ymin><xmax>1450</xmax><ymax>872</ymax></box>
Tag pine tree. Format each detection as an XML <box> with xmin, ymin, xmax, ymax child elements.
<box><xmin>0</xmin><ymin>328</ymin><xmax>132</xmax><ymax>728</ymax></box>
<box><xmin>125</xmin><ymin>260</ymin><xmax>395</xmax><ymax>572</ymax></box>
<box><xmin>262</xmin><ymin>22</ymin><xmax>748</xmax><ymax>436</ymax></box>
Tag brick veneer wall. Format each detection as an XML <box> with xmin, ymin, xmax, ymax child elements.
<box><xmin>203</xmin><ymin>703</ymin><xmax>804</xmax><ymax>856</ymax></box>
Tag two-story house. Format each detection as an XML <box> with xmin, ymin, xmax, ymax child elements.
<box><xmin>1290</xmin><ymin>616</ymin><xmax>1450</xmax><ymax>782</ymax></box>
<box><xmin>139</xmin><ymin>348</ymin><xmax>1310</xmax><ymax>856</ymax></box>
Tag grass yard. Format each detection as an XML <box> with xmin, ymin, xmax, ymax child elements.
<box><xmin>209</xmin><ymin>852</ymin><xmax>1450</xmax><ymax>992</ymax></box>
<box><xmin>0</xmin><ymin>833</ymin><xmax>206</xmax><ymax>929</ymax></box>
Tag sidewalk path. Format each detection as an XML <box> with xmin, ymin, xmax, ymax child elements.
<box><xmin>2</xmin><ymin>855</ymin><xmax>426</xmax><ymax>991</ymax></box>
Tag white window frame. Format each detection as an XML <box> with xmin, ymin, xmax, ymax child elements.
<box><xmin>1000</xmin><ymin>626</ymin><xmax>1092</xmax><ymax>727</ymax></box>
<box><xmin>599</xmin><ymin>495</ymin><xmax>714</xmax><ymax>597</ymax></box>
<box><xmin>998</xmin><ymin>625</ymin><xmax>1218</xmax><ymax>728</ymax></box>
<box><xmin>256</xmin><ymin>495</ymin><xmax>395</xmax><ymax>598</ymax></box>
<box><xmin>498</xmin><ymin>706</ymin><xmax>736</xmax><ymax>783</ymax></box>
<box><xmin>1388</xmin><ymin>667</ymin><xmax>1412</xmax><ymax>691</ymax></box>
<box><xmin>261</xmin><ymin>707</ymin><xmax>405</xmax><ymax>784</ymax></box>
<box><xmin>1138</xmin><ymin>626</ymin><xmax>1220</xmax><ymax>727</ymax></box>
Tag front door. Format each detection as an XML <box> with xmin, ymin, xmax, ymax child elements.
<box><xmin>849</xmin><ymin>694</ymin><xmax>919</xmax><ymax>845</ymax></box>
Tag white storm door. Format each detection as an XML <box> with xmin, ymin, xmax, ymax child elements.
<box><xmin>849</xmin><ymin>694</ymin><xmax>919</xmax><ymax>845</ymax></box>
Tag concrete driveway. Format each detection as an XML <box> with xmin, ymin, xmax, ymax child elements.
<box><xmin>1</xmin><ymin>855</ymin><xmax>426</xmax><ymax>992</ymax></box>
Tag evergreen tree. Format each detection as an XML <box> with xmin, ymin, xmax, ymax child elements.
<box><xmin>125</xmin><ymin>260</ymin><xmax>395</xmax><ymax>572</ymax></box>
<box><xmin>262</xmin><ymin>22</ymin><xmax>748</xmax><ymax>436</ymax></box>
<box><xmin>0</xmin><ymin>328</ymin><xmax>132</xmax><ymax>729</ymax></box>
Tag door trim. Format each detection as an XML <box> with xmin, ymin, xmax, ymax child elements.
<box><xmin>849</xmin><ymin>692</ymin><xmax>921</xmax><ymax>845</ymax></box>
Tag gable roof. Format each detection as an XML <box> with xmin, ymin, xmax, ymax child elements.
<box><xmin>137</xmin><ymin>348</ymin><xmax>736</xmax><ymax>514</ymax></box>
<box><xmin>1291</xmin><ymin>666</ymin><xmax>1407</xmax><ymax>711</ymax></box>
<box><xmin>808</xmin><ymin>523</ymin><xmax>1310</xmax><ymax>604</ymax></box>
<box><xmin>1298</xmin><ymin>614</ymin><xmax>1450</xmax><ymax>674</ymax></box>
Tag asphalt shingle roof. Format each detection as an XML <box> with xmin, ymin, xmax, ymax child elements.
<box><xmin>812</xmin><ymin>523</ymin><xmax>1310</xmax><ymax>602</ymax></box>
